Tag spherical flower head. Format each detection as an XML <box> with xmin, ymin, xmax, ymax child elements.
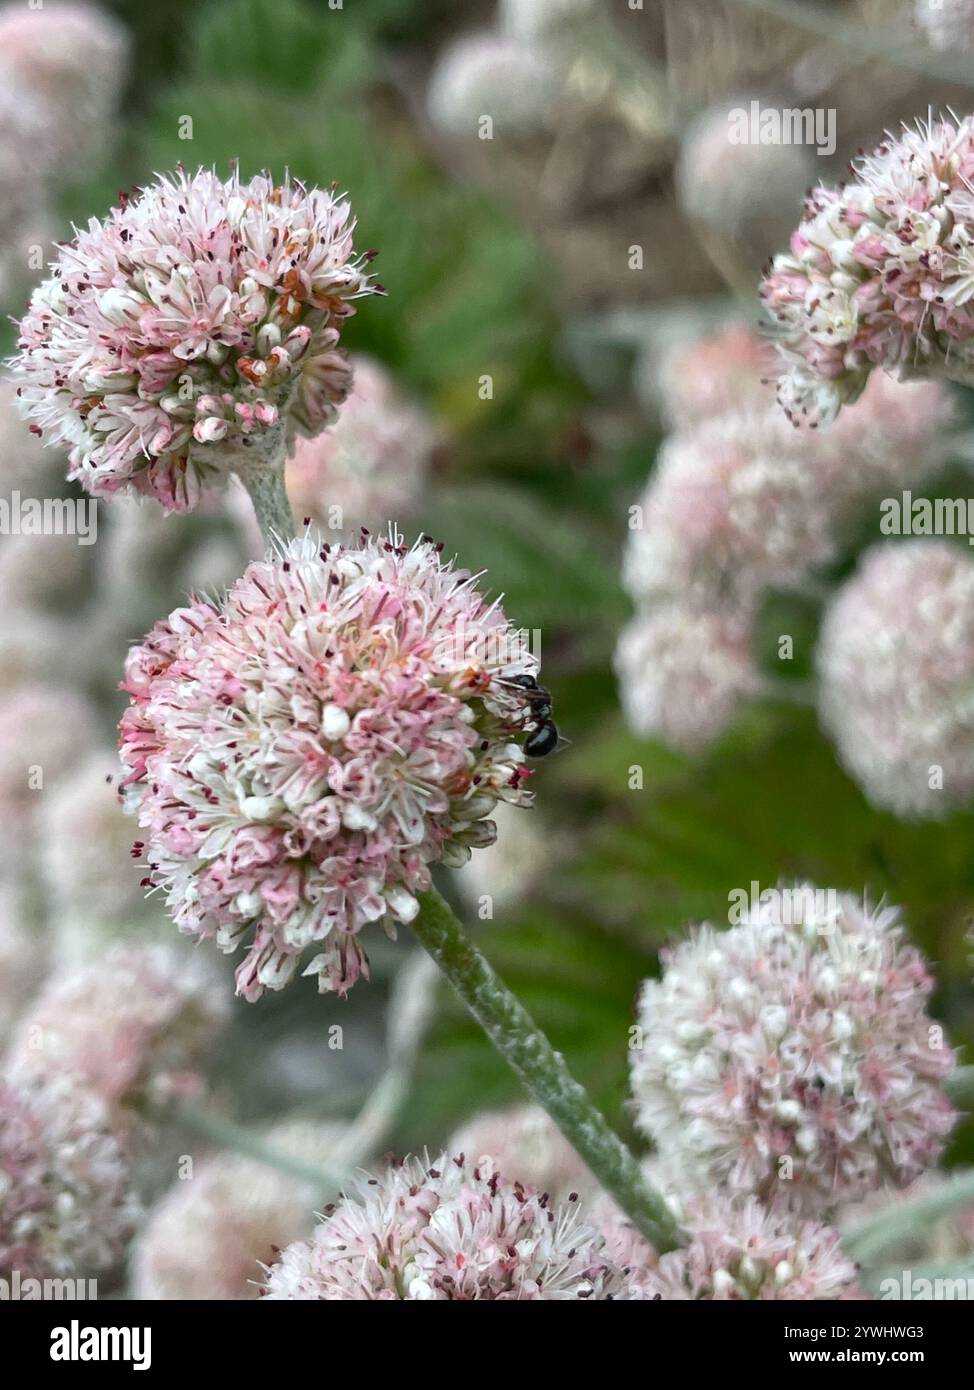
<box><xmin>262</xmin><ymin>1152</ymin><xmax>622</xmax><ymax>1299</ymax></box>
<box><xmin>817</xmin><ymin>540</ymin><xmax>974</xmax><ymax>818</ymax></box>
<box><xmin>426</xmin><ymin>31</ymin><xmax>559</xmax><ymax>139</ymax></box>
<box><xmin>118</xmin><ymin>529</ymin><xmax>539</xmax><ymax>1001</ymax></box>
<box><xmin>761</xmin><ymin>113</ymin><xmax>974</xmax><ymax>425</ymax></box>
<box><xmin>8</xmin><ymin>944</ymin><xmax>230</xmax><ymax>1126</ymax></box>
<box><xmin>615</xmin><ymin>599</ymin><xmax>759</xmax><ymax>753</ymax></box>
<box><xmin>623</xmin><ymin>408</ymin><xmax>840</xmax><ymax>603</ymax></box>
<box><xmin>626</xmin><ymin>1195</ymin><xmax>862</xmax><ymax>1301</ymax></box>
<box><xmin>10</xmin><ymin>167</ymin><xmax>380</xmax><ymax>513</ymax></box>
<box><xmin>0</xmin><ymin>2</ymin><xmax>128</xmax><ymax>182</ymax></box>
<box><xmin>652</xmin><ymin>324</ymin><xmax>776</xmax><ymax>433</ymax></box>
<box><xmin>448</xmin><ymin>1105</ymin><xmax>591</xmax><ymax>1201</ymax></box>
<box><xmin>631</xmin><ymin>887</ymin><xmax>956</xmax><ymax>1215</ymax></box>
<box><xmin>0</xmin><ymin>1076</ymin><xmax>139</xmax><ymax>1280</ymax></box>
<box><xmin>132</xmin><ymin>1120</ymin><xmax>347</xmax><ymax>1300</ymax></box>
<box><xmin>285</xmin><ymin>355</ymin><xmax>438</xmax><ymax>534</ymax></box>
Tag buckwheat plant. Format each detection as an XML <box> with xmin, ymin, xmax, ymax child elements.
<box><xmin>817</xmin><ymin>540</ymin><xmax>974</xmax><ymax>818</ymax></box>
<box><xmin>622</xmin><ymin>408</ymin><xmax>840</xmax><ymax>603</ymax></box>
<box><xmin>630</xmin><ymin>887</ymin><xmax>956</xmax><ymax>1215</ymax></box>
<box><xmin>624</xmin><ymin>1196</ymin><xmax>862</xmax><ymax>1301</ymax></box>
<box><xmin>117</xmin><ymin>529</ymin><xmax>539</xmax><ymax>1000</ymax></box>
<box><xmin>8</xmin><ymin>944</ymin><xmax>229</xmax><ymax>1128</ymax></box>
<box><xmin>761</xmin><ymin>112</ymin><xmax>974</xmax><ymax>424</ymax></box>
<box><xmin>115</xmin><ymin>518</ymin><xmax>680</xmax><ymax>1246</ymax></box>
<box><xmin>262</xmin><ymin>1153</ymin><xmax>623</xmax><ymax>1300</ymax></box>
<box><xmin>32</xmin><ymin>152</ymin><xmax>695</xmax><ymax>1257</ymax></box>
<box><xmin>0</xmin><ymin>1076</ymin><xmax>139</xmax><ymax>1280</ymax></box>
<box><xmin>9</xmin><ymin>167</ymin><xmax>379</xmax><ymax>522</ymax></box>
<box><xmin>615</xmin><ymin>598</ymin><xmax>760</xmax><ymax>753</ymax></box>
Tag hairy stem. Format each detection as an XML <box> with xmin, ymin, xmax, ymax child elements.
<box><xmin>411</xmin><ymin>885</ymin><xmax>683</xmax><ymax>1253</ymax></box>
<box><xmin>235</xmin><ymin>438</ymin><xmax>296</xmax><ymax>546</ymax></box>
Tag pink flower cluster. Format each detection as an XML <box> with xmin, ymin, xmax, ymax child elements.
<box><xmin>630</xmin><ymin>887</ymin><xmax>956</xmax><ymax>1214</ymax></box>
<box><xmin>761</xmin><ymin>112</ymin><xmax>974</xmax><ymax>425</ymax></box>
<box><xmin>625</xmin><ymin>1195</ymin><xmax>861</xmax><ymax>1301</ymax></box>
<box><xmin>618</xmin><ymin>321</ymin><xmax>951</xmax><ymax>754</ymax></box>
<box><xmin>7</xmin><ymin>944</ymin><xmax>229</xmax><ymax>1128</ymax></box>
<box><xmin>261</xmin><ymin>1148</ymin><xmax>862</xmax><ymax>1301</ymax></box>
<box><xmin>615</xmin><ymin>598</ymin><xmax>759</xmax><ymax>754</ymax></box>
<box><xmin>0</xmin><ymin>1077</ymin><xmax>139</xmax><ymax>1280</ymax></box>
<box><xmin>118</xmin><ymin>530</ymin><xmax>538</xmax><ymax>1000</ymax></box>
<box><xmin>263</xmin><ymin>1153</ymin><xmax>621</xmax><ymax>1299</ymax></box>
<box><xmin>818</xmin><ymin>540</ymin><xmax>974</xmax><ymax>818</ymax></box>
<box><xmin>624</xmin><ymin>407</ymin><xmax>841</xmax><ymax>602</ymax></box>
<box><xmin>10</xmin><ymin>167</ymin><xmax>379</xmax><ymax>512</ymax></box>
<box><xmin>652</xmin><ymin>322</ymin><xmax>776</xmax><ymax>433</ymax></box>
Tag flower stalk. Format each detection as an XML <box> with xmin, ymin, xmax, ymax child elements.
<box><xmin>411</xmin><ymin>885</ymin><xmax>683</xmax><ymax>1253</ymax></box>
<box><xmin>236</xmin><ymin>442</ymin><xmax>296</xmax><ymax>547</ymax></box>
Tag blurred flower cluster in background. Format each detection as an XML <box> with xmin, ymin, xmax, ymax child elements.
<box><xmin>3</xmin><ymin>0</ymin><xmax>974</xmax><ymax>1301</ymax></box>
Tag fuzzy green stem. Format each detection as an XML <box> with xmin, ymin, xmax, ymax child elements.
<box><xmin>236</xmin><ymin>442</ymin><xmax>296</xmax><ymax>547</ymax></box>
<box><xmin>411</xmin><ymin>885</ymin><xmax>683</xmax><ymax>1253</ymax></box>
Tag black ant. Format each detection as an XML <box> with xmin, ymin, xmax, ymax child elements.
<box><xmin>501</xmin><ymin>674</ymin><xmax>561</xmax><ymax>758</ymax></box>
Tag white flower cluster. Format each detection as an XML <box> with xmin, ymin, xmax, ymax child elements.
<box><xmin>618</xmin><ymin>323</ymin><xmax>952</xmax><ymax>754</ymax></box>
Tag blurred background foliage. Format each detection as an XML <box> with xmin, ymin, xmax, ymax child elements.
<box><xmin>13</xmin><ymin>0</ymin><xmax>974</xmax><ymax>1164</ymax></box>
